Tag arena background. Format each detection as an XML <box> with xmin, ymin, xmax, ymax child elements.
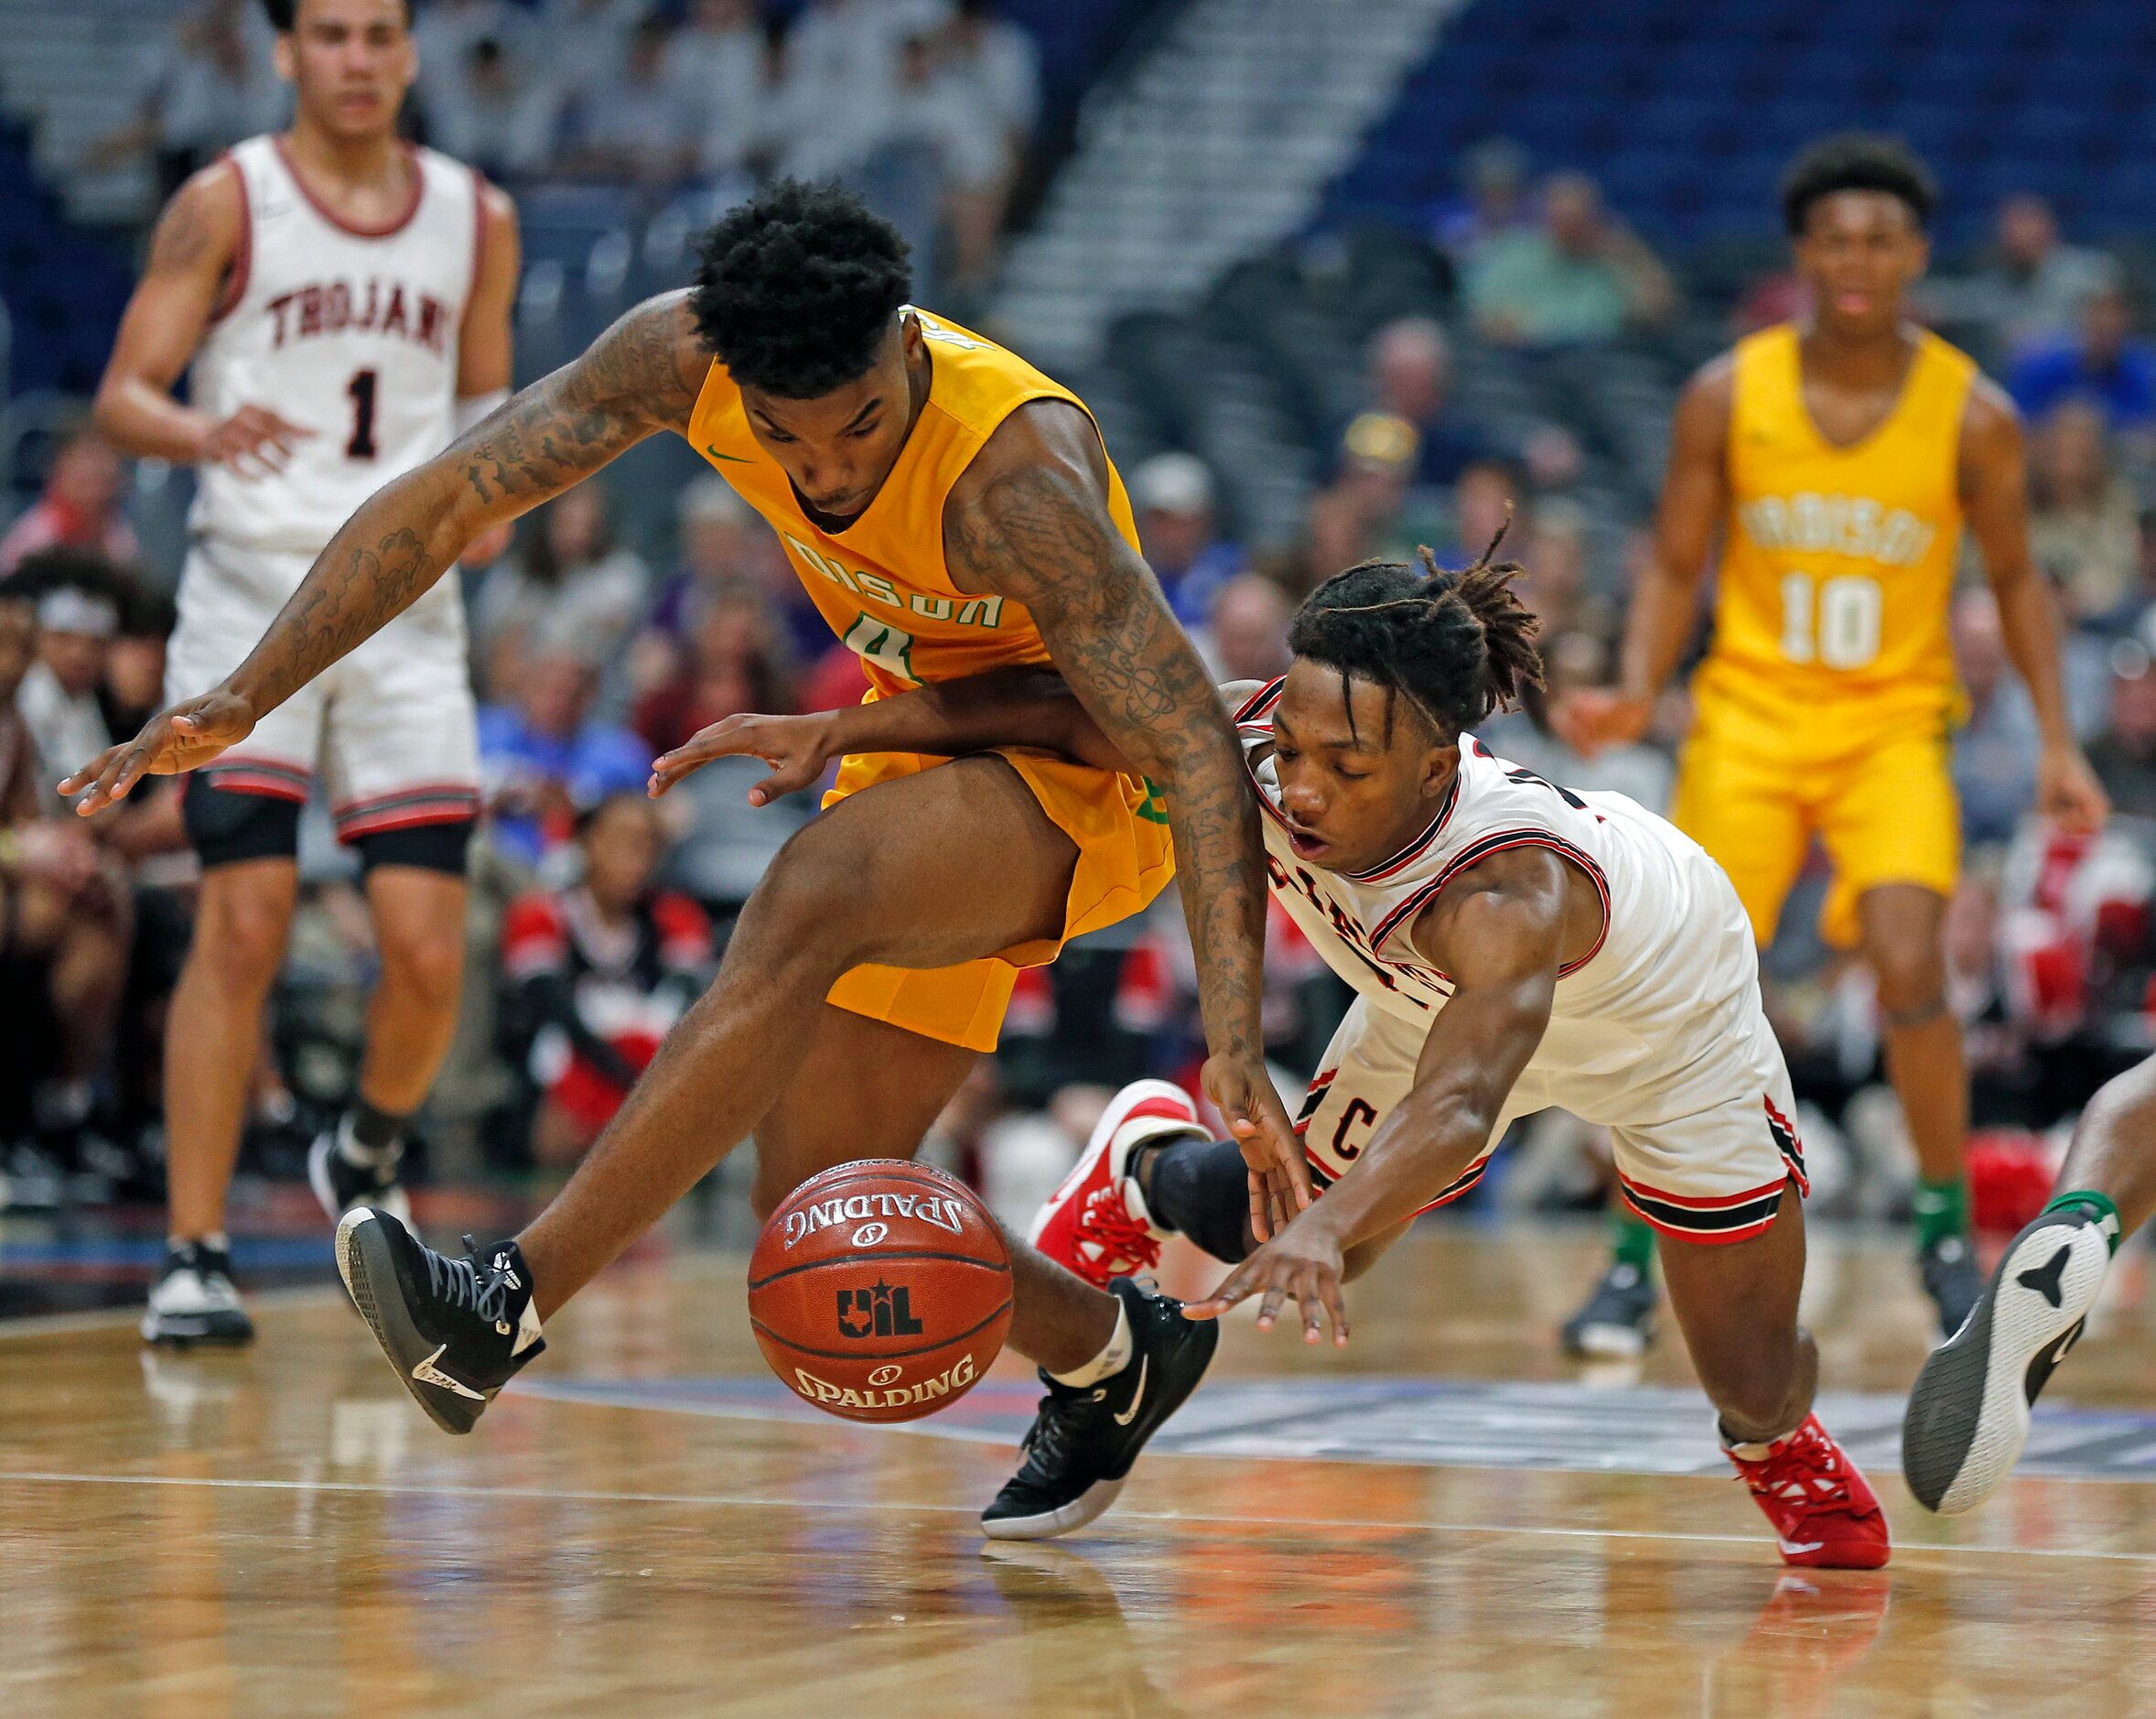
<box><xmin>1</xmin><ymin>0</ymin><xmax>2152</xmax><ymax>1288</ymax></box>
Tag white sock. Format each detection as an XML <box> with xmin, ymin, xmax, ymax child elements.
<box><xmin>1049</xmin><ymin>1299</ymin><xmax>1135</xmax><ymax>1388</ymax></box>
<box><xmin>1720</xmin><ymin>1418</ymin><xmax>1795</xmax><ymax>1460</ymax></box>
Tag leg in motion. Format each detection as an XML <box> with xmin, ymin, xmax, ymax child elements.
<box><xmin>1659</xmin><ymin>1183</ymin><xmax>1889</xmax><ymax>1569</ymax></box>
<box><xmin>1903</xmin><ymin>1053</ymin><xmax>2156</xmax><ymax>1513</ymax></box>
<box><xmin>149</xmin><ymin>853</ymin><xmax>300</xmax><ymax>1345</ymax></box>
<box><xmin>1858</xmin><ymin>882</ymin><xmax>1980</xmax><ymax>1335</ymax></box>
<box><xmin>309</xmin><ymin>848</ymin><xmax>470</xmax><ymax>1224</ymax></box>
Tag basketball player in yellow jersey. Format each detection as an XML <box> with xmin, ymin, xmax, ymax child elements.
<box><xmin>1561</xmin><ymin>136</ymin><xmax>2108</xmax><ymax>1342</ymax></box>
<box><xmin>65</xmin><ymin>182</ymin><xmax>1304</xmax><ymax>1539</ymax></box>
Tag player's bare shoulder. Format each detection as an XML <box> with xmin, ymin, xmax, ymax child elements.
<box><xmin>942</xmin><ymin>396</ymin><xmax>1120</xmax><ymax>600</ymax></box>
<box><xmin>144</xmin><ymin>157</ymin><xmax>246</xmax><ymax>286</ymax></box>
<box><xmin>1674</xmin><ymin>351</ymin><xmax>1739</xmax><ymax>449</ymax></box>
<box><xmin>1957</xmin><ymin>370</ymin><xmax>2024</xmax><ymax>476</ymax></box>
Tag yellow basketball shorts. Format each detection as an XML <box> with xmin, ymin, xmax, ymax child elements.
<box><xmin>821</xmin><ymin>747</ymin><xmax>1177</xmax><ymax>1053</ymax></box>
<box><xmin>1671</xmin><ymin>696</ymin><xmax>1960</xmax><ymax>949</ymax></box>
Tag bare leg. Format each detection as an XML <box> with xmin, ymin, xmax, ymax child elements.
<box><xmin>357</xmin><ymin>866</ymin><xmax>469</xmax><ymax>1114</ymax></box>
<box><xmin>752</xmin><ymin>1006</ymin><xmax>1116</xmax><ymax>1373</ymax></box>
<box><xmin>2053</xmin><ymin>1054</ymin><xmax>2156</xmax><ymax>1232</ymax></box>
<box><xmin>1655</xmin><ymin>1183</ymin><xmax>1816</xmax><ymax>1443</ymax></box>
<box><xmin>164</xmin><ymin>860</ymin><xmax>299</xmax><ymax>1240</ymax></box>
<box><xmin>517</xmin><ymin>757</ymin><xmax>1085</xmax><ymax>1317</ymax></box>
<box><xmin>1858</xmin><ymin>883</ymin><xmax>1967</xmax><ymax>1188</ymax></box>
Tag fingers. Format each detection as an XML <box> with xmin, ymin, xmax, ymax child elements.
<box><xmin>1245</xmin><ymin>1167</ymin><xmax>1270</xmax><ymax>1245</ymax></box>
<box><xmin>57</xmin><ymin>746</ymin><xmax>126</xmax><ymax>799</ymax></box>
<box><xmin>67</xmin><ymin>741</ymin><xmax>152</xmax><ymax>814</ymax></box>
<box><xmin>1181</xmin><ymin>1266</ymin><xmax>1252</xmax><ymax>1322</ymax></box>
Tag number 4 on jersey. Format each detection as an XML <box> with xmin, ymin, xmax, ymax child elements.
<box><xmin>842</xmin><ymin>612</ymin><xmax>916</xmax><ymax>682</ymax></box>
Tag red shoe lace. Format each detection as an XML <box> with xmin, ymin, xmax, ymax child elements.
<box><xmin>1079</xmin><ymin>1184</ymin><xmax>1162</xmax><ymax>1274</ymax></box>
<box><xmin>1739</xmin><ymin>1419</ymin><xmax>1861</xmax><ymax>1520</ymax></box>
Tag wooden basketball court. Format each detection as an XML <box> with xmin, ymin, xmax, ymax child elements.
<box><xmin>7</xmin><ymin>1223</ymin><xmax>2156</xmax><ymax>1715</ymax></box>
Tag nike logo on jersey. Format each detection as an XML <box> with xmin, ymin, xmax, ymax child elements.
<box><xmin>1113</xmin><ymin>1357</ymin><xmax>1148</xmax><ymax>1426</ymax></box>
<box><xmin>412</xmin><ymin>1344</ymin><xmax>485</xmax><ymax>1400</ymax></box>
<box><xmin>704</xmin><ymin>445</ymin><xmax>754</xmax><ymax>463</ymax></box>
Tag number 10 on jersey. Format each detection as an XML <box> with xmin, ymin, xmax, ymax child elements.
<box><xmin>1778</xmin><ymin>570</ymin><xmax>1881</xmax><ymax>670</ymax></box>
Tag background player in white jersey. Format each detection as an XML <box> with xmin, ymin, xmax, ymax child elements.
<box><xmin>652</xmin><ymin>543</ymin><xmax>1889</xmax><ymax>1567</ymax></box>
<box><xmin>90</xmin><ymin>0</ymin><xmax>519</xmax><ymax>1344</ymax></box>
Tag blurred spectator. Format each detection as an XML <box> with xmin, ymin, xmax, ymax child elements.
<box><xmin>640</xmin><ymin>475</ymin><xmax>817</xmax><ymax>677</ymax></box>
<box><xmin>1484</xmin><ymin>630</ymin><xmax>1671</xmax><ymax>812</ymax></box>
<box><xmin>1464</xmin><ymin>173</ymin><xmax>1675</xmax><ymax>349</ymax></box>
<box><xmin>472</xmin><ymin>481</ymin><xmax>650</xmax><ymax>697</ymax></box>
<box><xmin>1192</xmin><ymin>573</ymin><xmax>1292</xmax><ymax>686</ymax></box>
<box><xmin>1299</xmin><ymin>415</ymin><xmax>1419</xmax><ymax>588</ymax></box>
<box><xmin>867</xmin><ymin>30</ymin><xmax>1008</xmax><ymax>297</ymax></box>
<box><xmin>414</xmin><ymin>0</ymin><xmax>532</xmax><ymax>124</ymax></box>
<box><xmin>0</xmin><ymin>587</ymin><xmax>134</xmax><ymax>1155</ymax></box>
<box><xmin>565</xmin><ymin>16</ymin><xmax>701</xmax><ymax>186</ymax></box>
<box><xmin>1953</xmin><ymin>587</ymin><xmax>2042</xmax><ymax>846</ymax></box>
<box><xmin>2028</xmin><ymin>402</ymin><xmax>2141</xmax><ymax>622</ymax></box>
<box><xmin>671</xmin><ymin>0</ymin><xmax>768</xmax><ymax>178</ymax></box>
<box><xmin>1429</xmin><ymin>136</ymin><xmax>1532</xmax><ymax>261</ymax></box>
<box><xmin>544</xmin><ymin>0</ymin><xmax>643</xmax><ymax>100</ymax></box>
<box><xmin>95</xmin><ymin>0</ymin><xmax>281</xmax><ymax>195</ymax></box>
<box><xmin>2009</xmin><ymin>285</ymin><xmax>2156</xmax><ymax>434</ymax></box>
<box><xmin>430</xmin><ymin>37</ymin><xmax>566</xmax><ymax>181</ymax></box>
<box><xmin>478</xmin><ymin>649</ymin><xmax>651</xmax><ymax>868</ymax></box>
<box><xmin>1361</xmin><ymin>319</ymin><xmax>1491</xmax><ymax>487</ymax></box>
<box><xmin>501</xmin><ymin>792</ymin><xmax>713</xmax><ymax>1164</ymax></box>
<box><xmin>2086</xmin><ymin>642</ymin><xmax>2156</xmax><ymax>819</ymax></box>
<box><xmin>1950</xmin><ymin>195</ymin><xmax>2119</xmax><ymax>358</ymax></box>
<box><xmin>1129</xmin><ymin>453</ymin><xmax>1246</xmax><ymax>623</ymax></box>
<box><xmin>10</xmin><ymin>550</ymin><xmax>130</xmax><ymax>802</ymax></box>
<box><xmin>1517</xmin><ymin>498</ymin><xmax>1598</xmax><ymax>638</ymax></box>
<box><xmin>938</xmin><ymin>0</ymin><xmax>1041</xmax><ymax>157</ymax></box>
<box><xmin>0</xmin><ymin>421</ymin><xmax>140</xmax><ymax>576</ymax></box>
<box><xmin>631</xmin><ymin>583</ymin><xmax>796</xmax><ymax>755</ymax></box>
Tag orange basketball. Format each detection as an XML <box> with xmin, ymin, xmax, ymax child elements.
<box><xmin>747</xmin><ymin>1160</ymin><xmax>1013</xmax><ymax>1423</ymax></box>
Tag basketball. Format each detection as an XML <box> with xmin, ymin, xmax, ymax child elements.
<box><xmin>747</xmin><ymin>1160</ymin><xmax>1013</xmax><ymax>1422</ymax></box>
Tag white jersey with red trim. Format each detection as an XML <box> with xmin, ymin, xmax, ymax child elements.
<box><xmin>1232</xmin><ymin>676</ymin><xmax>1766</xmax><ymax>1128</ymax></box>
<box><xmin>189</xmin><ymin>134</ymin><xmax>482</xmax><ymax>568</ymax></box>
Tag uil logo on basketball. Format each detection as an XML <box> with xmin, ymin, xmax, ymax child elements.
<box><xmin>836</xmin><ymin>1280</ymin><xmax>925</xmax><ymax>1339</ymax></box>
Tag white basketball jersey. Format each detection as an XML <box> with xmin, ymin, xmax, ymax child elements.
<box><xmin>190</xmin><ymin>135</ymin><xmax>481</xmax><ymax>561</ymax></box>
<box><xmin>1232</xmin><ymin>677</ymin><xmax>1766</xmax><ymax>1127</ymax></box>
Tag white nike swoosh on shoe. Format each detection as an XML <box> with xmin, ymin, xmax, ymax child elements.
<box><xmin>412</xmin><ymin>1344</ymin><xmax>486</xmax><ymax>1401</ymax></box>
<box><xmin>2053</xmin><ymin>1333</ymin><xmax>2078</xmax><ymax>1366</ymax></box>
<box><xmin>1112</xmin><ymin>1357</ymin><xmax>1148</xmax><ymax>1427</ymax></box>
<box><xmin>1777</xmin><ymin>1537</ymin><xmax>1825</xmax><ymax>1556</ymax></box>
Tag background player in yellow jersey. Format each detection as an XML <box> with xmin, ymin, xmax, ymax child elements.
<box><xmin>1562</xmin><ymin>136</ymin><xmax>2108</xmax><ymax>1342</ymax></box>
<box><xmin>63</xmin><ymin>182</ymin><xmax>1304</xmax><ymax>1539</ymax></box>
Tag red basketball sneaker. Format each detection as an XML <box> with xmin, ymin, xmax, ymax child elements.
<box><xmin>1029</xmin><ymin>1080</ymin><xmax>1205</xmax><ymax>1289</ymax></box>
<box><xmin>1726</xmin><ymin>1412</ymin><xmax>1892</xmax><ymax>1569</ymax></box>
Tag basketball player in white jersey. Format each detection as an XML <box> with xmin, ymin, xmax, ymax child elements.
<box><xmin>91</xmin><ymin>0</ymin><xmax>519</xmax><ymax>1344</ymax></box>
<box><xmin>651</xmin><ymin>542</ymin><xmax>1891</xmax><ymax>1565</ymax></box>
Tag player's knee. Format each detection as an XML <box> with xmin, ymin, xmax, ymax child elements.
<box><xmin>190</xmin><ymin>892</ymin><xmax>293</xmax><ymax>992</ymax></box>
<box><xmin>735</xmin><ymin>834</ymin><xmax>879</xmax><ymax>974</ymax></box>
<box><xmin>1870</xmin><ymin>944</ymin><xmax>1945</xmax><ymax>1019</ymax></box>
<box><xmin>376</xmin><ymin>926</ymin><xmax>465</xmax><ymax>1010</ymax></box>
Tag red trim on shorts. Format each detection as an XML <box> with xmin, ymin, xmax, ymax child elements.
<box><xmin>331</xmin><ymin>780</ymin><xmax>480</xmax><ymax>817</ymax></box>
<box><xmin>209</xmin><ymin>153</ymin><xmax>251</xmax><ymax>322</ymax></box>
<box><xmin>1617</xmin><ymin>1172</ymin><xmax>1791</xmax><ymax>1244</ymax></box>
<box><xmin>274</xmin><ymin>135</ymin><xmax>426</xmax><ymax>238</ymax></box>
<box><xmin>335</xmin><ymin>800</ymin><xmax>480</xmax><ymax>841</ymax></box>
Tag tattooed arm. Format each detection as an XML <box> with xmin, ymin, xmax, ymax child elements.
<box><xmin>63</xmin><ymin>292</ymin><xmax>708</xmax><ymax>811</ymax></box>
<box><xmin>943</xmin><ymin>400</ymin><xmax>1310</xmax><ymax>1233</ymax></box>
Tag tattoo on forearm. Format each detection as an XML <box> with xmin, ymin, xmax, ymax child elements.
<box><xmin>947</xmin><ymin>463</ymin><xmax>1270</xmax><ymax>1060</ymax></box>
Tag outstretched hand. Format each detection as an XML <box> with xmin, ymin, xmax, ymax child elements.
<box><xmin>1201</xmin><ymin>1052</ymin><xmax>1310</xmax><ymax>1241</ymax></box>
<box><xmin>58</xmin><ymin>690</ymin><xmax>258</xmax><ymax>814</ymax></box>
<box><xmin>1181</xmin><ymin>1215</ymin><xmax>1349</xmax><ymax>1346</ymax></box>
<box><xmin>648</xmin><ymin>710</ymin><xmax>842</xmax><ymax>805</ymax></box>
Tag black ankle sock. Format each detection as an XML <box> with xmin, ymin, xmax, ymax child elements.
<box><xmin>1144</xmin><ymin>1137</ymin><xmax>1256</xmax><ymax>1263</ymax></box>
<box><xmin>346</xmin><ymin>1098</ymin><xmax>411</xmax><ymax>1162</ymax></box>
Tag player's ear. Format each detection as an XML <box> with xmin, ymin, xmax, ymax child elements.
<box><xmin>898</xmin><ymin>311</ymin><xmax>922</xmax><ymax>362</ymax></box>
<box><xmin>1423</xmin><ymin>739</ymin><xmax>1459</xmax><ymax>797</ymax></box>
<box><xmin>272</xmin><ymin>28</ymin><xmax>296</xmax><ymax>82</ymax></box>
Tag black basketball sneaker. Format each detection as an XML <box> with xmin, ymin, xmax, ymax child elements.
<box><xmin>982</xmin><ymin>1278</ymin><xmax>1218</xmax><ymax>1541</ymax></box>
<box><xmin>141</xmin><ymin>1239</ymin><xmax>254</xmax><ymax>1346</ymax></box>
<box><xmin>335</xmin><ymin>1208</ymin><xmax>545</xmax><ymax>1434</ymax></box>
<box><xmin>1917</xmin><ymin>1232</ymin><xmax>1985</xmax><ymax>1338</ymax></box>
<box><xmin>1903</xmin><ymin>1203</ymin><xmax>2118</xmax><ymax>1514</ymax></box>
<box><xmin>1558</xmin><ymin>1260</ymin><xmax>1658</xmax><ymax>1359</ymax></box>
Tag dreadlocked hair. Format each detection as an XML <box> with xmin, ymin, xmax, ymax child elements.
<box><xmin>1288</xmin><ymin>526</ymin><xmax>1544</xmax><ymax>744</ymax></box>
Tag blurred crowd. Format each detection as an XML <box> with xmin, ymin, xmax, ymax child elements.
<box><xmin>16</xmin><ymin>96</ymin><xmax>2156</xmax><ymax>1229</ymax></box>
<box><xmin>93</xmin><ymin>0</ymin><xmax>1040</xmax><ymax>301</ymax></box>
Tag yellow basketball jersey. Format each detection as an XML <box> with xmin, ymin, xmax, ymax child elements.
<box><xmin>1699</xmin><ymin>322</ymin><xmax>1976</xmax><ymax>729</ymax></box>
<box><xmin>685</xmin><ymin>308</ymin><xmax>1138</xmax><ymax>697</ymax></box>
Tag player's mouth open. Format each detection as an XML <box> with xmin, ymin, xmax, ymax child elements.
<box><xmin>1287</xmin><ymin>823</ymin><xmax>1330</xmax><ymax>860</ymax></box>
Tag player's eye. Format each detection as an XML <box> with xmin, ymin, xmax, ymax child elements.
<box><xmin>847</xmin><ymin>421</ymin><xmax>879</xmax><ymax>439</ymax></box>
<box><xmin>1335</xmin><ymin>767</ymin><xmax>1369</xmax><ymax>782</ymax></box>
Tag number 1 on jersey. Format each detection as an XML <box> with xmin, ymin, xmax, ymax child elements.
<box><xmin>346</xmin><ymin>368</ymin><xmax>379</xmax><ymax>459</ymax></box>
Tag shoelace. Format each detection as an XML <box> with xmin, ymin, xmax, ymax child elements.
<box><xmin>424</xmin><ymin>1234</ymin><xmax>518</xmax><ymax>1333</ymax></box>
<box><xmin>1739</xmin><ymin>1422</ymin><xmax>1858</xmax><ymax>1519</ymax></box>
<box><xmin>1080</xmin><ymin>1186</ymin><xmax>1163</xmax><ymax>1272</ymax></box>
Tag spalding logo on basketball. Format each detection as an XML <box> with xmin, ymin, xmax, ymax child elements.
<box><xmin>747</xmin><ymin>1160</ymin><xmax>1012</xmax><ymax>1423</ymax></box>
